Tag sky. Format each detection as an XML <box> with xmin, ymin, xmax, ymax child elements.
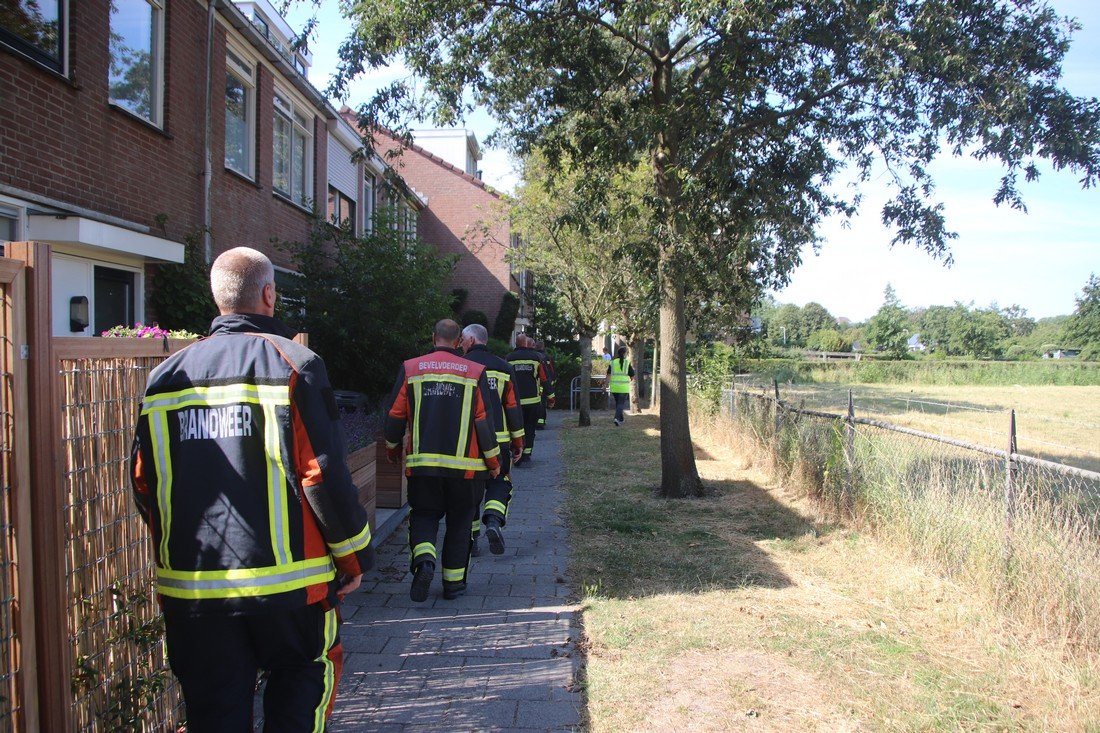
<box><xmin>284</xmin><ymin>0</ymin><xmax>1099</xmax><ymax>323</ymax></box>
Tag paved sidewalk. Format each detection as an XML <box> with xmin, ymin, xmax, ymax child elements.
<box><xmin>328</xmin><ymin>412</ymin><xmax>584</xmax><ymax>732</ymax></box>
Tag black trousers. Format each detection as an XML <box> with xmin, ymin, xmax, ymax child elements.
<box><xmin>164</xmin><ymin>602</ymin><xmax>341</xmax><ymax>733</ymax></box>
<box><xmin>408</xmin><ymin>475</ymin><xmax>478</xmax><ymax>588</ymax></box>
<box><xmin>473</xmin><ymin>446</ymin><xmax>513</xmax><ymax>533</ymax></box>
<box><xmin>613</xmin><ymin>391</ymin><xmax>629</xmax><ymax>422</ymax></box>
<box><xmin>537</xmin><ymin>395</ymin><xmax>547</xmax><ymax>429</ymax></box>
<box><xmin>521</xmin><ymin>403</ymin><xmax>540</xmax><ymax>456</ymax></box>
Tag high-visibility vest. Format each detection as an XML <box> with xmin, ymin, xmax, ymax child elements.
<box><xmin>610</xmin><ymin>358</ymin><xmax>632</xmax><ymax>393</ymax></box>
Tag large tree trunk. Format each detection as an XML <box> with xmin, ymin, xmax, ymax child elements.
<box><xmin>658</xmin><ymin>273</ymin><xmax>703</xmax><ymax>497</ymax></box>
<box><xmin>578</xmin><ymin>333</ymin><xmax>593</xmax><ymax>427</ymax></box>
<box><xmin>629</xmin><ymin>335</ymin><xmax>645</xmax><ymax>413</ymax></box>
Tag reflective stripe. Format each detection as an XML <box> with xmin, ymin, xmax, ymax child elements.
<box><xmin>385</xmin><ymin>440</ymin><xmax>399</xmax><ymax>449</ymax></box>
<box><xmin>151</xmin><ymin>412</ymin><xmax>173</xmax><ymax>569</ymax></box>
<box><xmin>263</xmin><ymin>403</ymin><xmax>292</xmax><ymax>565</ymax></box>
<box><xmin>141</xmin><ymin>383</ymin><xmax>289</xmax><ymax>413</ymax></box>
<box><xmin>328</xmin><ymin>522</ymin><xmax>372</xmax><ymax>558</ymax></box>
<box><xmin>455</xmin><ymin>382</ymin><xmax>473</xmax><ymax>459</ymax></box>
<box><xmin>484</xmin><ymin>499</ymin><xmax>507</xmax><ymax>516</ymax></box>
<box><xmin>156</xmin><ymin>557</ymin><xmax>335</xmax><ymax>599</ymax></box>
<box><xmin>442</xmin><ymin>567</ymin><xmax>465</xmax><ymax>582</ymax></box>
<box><xmin>519</xmin><ymin>395</ymin><xmax>542</xmax><ymax>406</ymax></box>
<box><xmin>407</xmin><ymin>454</ymin><xmax>491</xmax><ymax>471</ymax></box>
<box><xmin>495</xmin><ymin>430</ymin><xmax>511</xmax><ymax>443</ymax></box>
<box><xmin>471</xmin><ymin>517</ymin><xmax>481</xmax><ymax>533</ymax></box>
<box><xmin>412</xmin><ymin>542</ymin><xmax>436</xmax><ymax>560</ymax></box>
<box><xmin>311</xmin><ymin>608</ymin><xmax>339</xmax><ymax>732</ymax></box>
<box><xmin>483</xmin><ymin>445</ymin><xmax>500</xmax><ymax>459</ymax></box>
<box><xmin>408</xmin><ymin>373</ymin><xmax>478</xmax><ymax>388</ymax></box>
<box><xmin>412</xmin><ymin>380</ymin><xmax>423</xmax><ymax>456</ymax></box>
<box><xmin>509</xmin><ymin>429</ymin><xmax>525</xmax><ymax>439</ymax></box>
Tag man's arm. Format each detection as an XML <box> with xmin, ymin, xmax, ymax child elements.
<box><xmin>472</xmin><ymin>373</ymin><xmax>502</xmax><ymax>476</ymax></box>
<box><xmin>382</xmin><ymin>365</ymin><xmax>409</xmax><ymax>462</ymax></box>
<box><xmin>292</xmin><ymin>355</ymin><xmax>374</xmax><ymax>580</ymax></box>
<box><xmin>502</xmin><ymin>367</ymin><xmax>526</xmax><ymax>461</ymax></box>
<box><xmin>130</xmin><ymin>412</ymin><xmax>156</xmax><ymax>528</ymax></box>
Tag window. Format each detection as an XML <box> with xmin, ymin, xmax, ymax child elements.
<box><xmin>0</xmin><ymin>209</ymin><xmax>17</xmax><ymax>243</ymax></box>
<box><xmin>225</xmin><ymin>50</ymin><xmax>255</xmax><ymax>177</ymax></box>
<box><xmin>327</xmin><ymin>186</ymin><xmax>355</xmax><ymax>231</ymax></box>
<box><xmin>273</xmin><ymin>91</ymin><xmax>313</xmax><ymax>207</ymax></box>
<box><xmin>109</xmin><ymin>0</ymin><xmax>164</xmax><ymax>126</ymax></box>
<box><xmin>0</xmin><ymin>0</ymin><xmax>64</xmax><ymax>72</ymax></box>
<box><xmin>93</xmin><ymin>266</ymin><xmax>136</xmax><ymax>334</ymax></box>
<box><xmin>364</xmin><ymin>174</ymin><xmax>375</xmax><ymax>233</ymax></box>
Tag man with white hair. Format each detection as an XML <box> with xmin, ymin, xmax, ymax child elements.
<box><xmin>460</xmin><ymin>324</ymin><xmax>525</xmax><ymax>555</ymax></box>
<box><xmin>132</xmin><ymin>246</ymin><xmax>373</xmax><ymax>730</ymax></box>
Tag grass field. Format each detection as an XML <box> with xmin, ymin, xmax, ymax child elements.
<box><xmin>563</xmin><ymin>413</ymin><xmax>1100</xmax><ymax>731</ymax></box>
<box><xmin>736</xmin><ymin>381</ymin><xmax>1100</xmax><ymax>472</ymax></box>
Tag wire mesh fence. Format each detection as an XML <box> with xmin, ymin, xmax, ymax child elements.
<box><xmin>60</xmin><ymin>357</ymin><xmax>184</xmax><ymax>732</ymax></box>
<box><xmin>708</xmin><ymin>376</ymin><xmax>1100</xmax><ymax>650</ymax></box>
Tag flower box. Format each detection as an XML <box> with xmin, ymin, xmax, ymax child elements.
<box><xmin>347</xmin><ymin>445</ymin><xmax>376</xmax><ymax>533</ymax></box>
<box><xmin>375</xmin><ymin>438</ymin><xmax>408</xmax><ymax>508</ymax></box>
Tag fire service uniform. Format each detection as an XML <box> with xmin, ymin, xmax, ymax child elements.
<box><xmin>384</xmin><ymin>347</ymin><xmax>501</xmax><ymax>600</ymax></box>
<box><xmin>506</xmin><ymin>344</ymin><xmax>549</xmax><ymax>459</ymax></box>
<box><xmin>536</xmin><ymin>347</ymin><xmax>557</xmax><ymax>430</ymax></box>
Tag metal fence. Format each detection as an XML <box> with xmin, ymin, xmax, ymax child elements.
<box><xmin>713</xmin><ymin>375</ymin><xmax>1100</xmax><ymax>648</ymax></box>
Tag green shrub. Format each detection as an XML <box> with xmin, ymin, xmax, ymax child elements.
<box><xmin>461</xmin><ymin>309</ymin><xmax>489</xmax><ymax>327</ymax></box>
<box><xmin>493</xmin><ymin>291</ymin><xmax>521</xmax><ymax>340</ymax></box>
<box><xmin>149</xmin><ymin>231</ymin><xmax>217</xmax><ymax>334</ymax></box>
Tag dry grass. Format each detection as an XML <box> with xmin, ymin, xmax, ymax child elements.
<box><xmin>563</xmin><ymin>411</ymin><xmax>1100</xmax><ymax>732</ymax></box>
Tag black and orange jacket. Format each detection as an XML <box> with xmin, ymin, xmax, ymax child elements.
<box><xmin>130</xmin><ymin>313</ymin><xmax>373</xmax><ymax>616</ymax></box>
<box><xmin>383</xmin><ymin>347</ymin><xmax>502</xmax><ymax>478</ymax></box>
<box><xmin>463</xmin><ymin>344</ymin><xmax>525</xmax><ymax>449</ymax></box>
<box><xmin>539</xmin><ymin>350</ymin><xmax>558</xmax><ymax>399</ymax></box>
<box><xmin>505</xmin><ymin>346</ymin><xmax>550</xmax><ymax>406</ymax></box>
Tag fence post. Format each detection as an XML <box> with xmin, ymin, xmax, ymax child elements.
<box><xmin>728</xmin><ymin>375</ymin><xmax>735</xmax><ymax>417</ymax></box>
<box><xmin>773</xmin><ymin>378</ymin><xmax>782</xmax><ymax>437</ymax></box>
<box><xmin>845</xmin><ymin>389</ymin><xmax>855</xmax><ymax>506</ymax></box>
<box><xmin>1003</xmin><ymin>409</ymin><xmax>1018</xmax><ymax>569</ymax></box>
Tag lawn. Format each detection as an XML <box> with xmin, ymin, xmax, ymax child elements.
<box><xmin>562</xmin><ymin>411</ymin><xmax>1100</xmax><ymax>731</ymax></box>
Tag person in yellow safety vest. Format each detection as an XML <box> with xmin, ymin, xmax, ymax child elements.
<box><xmin>131</xmin><ymin>247</ymin><xmax>373</xmax><ymax>731</ymax></box>
<box><xmin>607</xmin><ymin>346</ymin><xmax>635</xmax><ymax>425</ymax></box>
<box><xmin>506</xmin><ymin>334</ymin><xmax>551</xmax><ymax>460</ymax></box>
<box><xmin>460</xmin><ymin>324</ymin><xmax>525</xmax><ymax>557</ymax></box>
<box><xmin>383</xmin><ymin>319</ymin><xmax>502</xmax><ymax>602</ymax></box>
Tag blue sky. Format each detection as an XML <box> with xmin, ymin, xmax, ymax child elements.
<box><xmin>286</xmin><ymin>0</ymin><xmax>1099</xmax><ymax>322</ymax></box>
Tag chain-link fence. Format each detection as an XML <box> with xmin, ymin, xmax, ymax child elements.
<box><xmin>60</xmin><ymin>357</ymin><xmax>184</xmax><ymax>732</ymax></box>
<box><xmin>704</xmin><ymin>376</ymin><xmax>1100</xmax><ymax>650</ymax></box>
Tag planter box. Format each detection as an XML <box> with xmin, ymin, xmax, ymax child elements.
<box><xmin>375</xmin><ymin>438</ymin><xmax>408</xmax><ymax>508</ymax></box>
<box><xmin>347</xmin><ymin>445</ymin><xmax>376</xmax><ymax>533</ymax></box>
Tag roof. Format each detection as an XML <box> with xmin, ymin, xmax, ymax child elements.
<box><xmin>339</xmin><ymin>110</ymin><xmax>504</xmax><ymax>200</ymax></box>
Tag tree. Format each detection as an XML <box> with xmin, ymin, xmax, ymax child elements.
<box><xmin>866</xmin><ymin>285</ymin><xmax>909</xmax><ymax>359</ymax></box>
<box><xmin>800</xmin><ymin>302</ymin><xmax>836</xmax><ymax>337</ymax></box>
<box><xmin>919</xmin><ymin>304</ymin><xmax>955</xmax><ymax>353</ymax></box>
<box><xmin>325</xmin><ymin>0</ymin><xmax>1100</xmax><ymax>497</ymax></box>
<box><xmin>1063</xmin><ymin>274</ymin><xmax>1100</xmax><ymax>349</ymax></box>
<box><xmin>279</xmin><ymin>214</ymin><xmax>455</xmax><ymax>399</ymax></box>
<box><xmin>807</xmin><ymin>328</ymin><xmax>845</xmax><ymax>353</ymax></box>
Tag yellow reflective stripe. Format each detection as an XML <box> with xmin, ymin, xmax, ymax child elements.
<box><xmin>385</xmin><ymin>440</ymin><xmax>399</xmax><ymax>449</ymax></box>
<box><xmin>151</xmin><ymin>412</ymin><xmax>173</xmax><ymax>569</ymax></box>
<box><xmin>456</xmin><ymin>382</ymin><xmax>473</xmax><ymax>459</ymax></box>
<box><xmin>328</xmin><ymin>522</ymin><xmax>372</xmax><ymax>558</ymax></box>
<box><xmin>519</xmin><ymin>396</ymin><xmax>542</xmax><ymax>405</ymax></box>
<box><xmin>141</xmin><ymin>383</ymin><xmax>289</xmax><ymax>413</ymax></box>
<box><xmin>407</xmin><ymin>454</ymin><xmax>489</xmax><ymax>471</ymax></box>
<box><xmin>412</xmin><ymin>380</ymin><xmax>423</xmax><ymax>456</ymax></box>
<box><xmin>510</xmin><ymin>429</ymin><xmax>525</xmax><ymax>439</ymax></box>
<box><xmin>156</xmin><ymin>557</ymin><xmax>336</xmax><ymax>599</ymax></box>
<box><xmin>484</xmin><ymin>500</ymin><xmax>507</xmax><ymax>516</ymax></box>
<box><xmin>408</xmin><ymin>373</ymin><xmax>478</xmax><ymax>387</ymax></box>
<box><xmin>495</xmin><ymin>430</ymin><xmax>511</xmax><ymax>443</ymax></box>
<box><xmin>412</xmin><ymin>542</ymin><xmax>436</xmax><ymax>559</ymax></box>
<box><xmin>471</xmin><ymin>517</ymin><xmax>481</xmax><ymax>533</ymax></box>
<box><xmin>263</xmin><ymin>403</ymin><xmax>292</xmax><ymax>565</ymax></box>
<box><xmin>483</xmin><ymin>445</ymin><xmax>500</xmax><ymax>459</ymax></box>
<box><xmin>442</xmin><ymin>567</ymin><xmax>465</xmax><ymax>582</ymax></box>
<box><xmin>312</xmin><ymin>608</ymin><xmax>338</xmax><ymax>733</ymax></box>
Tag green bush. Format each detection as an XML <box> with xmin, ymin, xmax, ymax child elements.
<box><xmin>461</xmin><ymin>309</ymin><xmax>489</xmax><ymax>327</ymax></box>
<box><xmin>149</xmin><ymin>231</ymin><xmax>217</xmax><ymax>334</ymax></box>
<box><xmin>492</xmin><ymin>291</ymin><xmax>521</xmax><ymax>340</ymax></box>
<box><xmin>738</xmin><ymin>358</ymin><xmax>1100</xmax><ymax>386</ymax></box>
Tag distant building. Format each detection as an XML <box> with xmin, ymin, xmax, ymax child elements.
<box><xmin>1043</xmin><ymin>348</ymin><xmax>1081</xmax><ymax>359</ymax></box>
<box><xmin>907</xmin><ymin>333</ymin><xmax>926</xmax><ymax>352</ymax></box>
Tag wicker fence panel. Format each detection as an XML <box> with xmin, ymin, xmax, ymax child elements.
<box><xmin>60</xmin><ymin>356</ymin><xmax>184</xmax><ymax>732</ymax></box>
<box><xmin>0</xmin><ymin>272</ymin><xmax>22</xmax><ymax>728</ymax></box>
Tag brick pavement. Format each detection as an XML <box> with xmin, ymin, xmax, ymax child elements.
<box><xmin>328</xmin><ymin>412</ymin><xmax>584</xmax><ymax>732</ymax></box>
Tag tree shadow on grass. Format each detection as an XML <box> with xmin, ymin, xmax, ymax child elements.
<box><xmin>564</xmin><ymin>414</ymin><xmax>825</xmax><ymax>601</ymax></box>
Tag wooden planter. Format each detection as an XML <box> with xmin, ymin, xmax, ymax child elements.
<box><xmin>375</xmin><ymin>438</ymin><xmax>408</xmax><ymax>508</ymax></box>
<box><xmin>346</xmin><ymin>445</ymin><xmax>376</xmax><ymax>533</ymax></box>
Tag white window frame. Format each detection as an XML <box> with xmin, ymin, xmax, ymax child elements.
<box><xmin>224</xmin><ymin>47</ymin><xmax>256</xmax><ymax>178</ymax></box>
<box><xmin>364</xmin><ymin>173</ymin><xmax>376</xmax><ymax>234</ymax></box>
<box><xmin>272</xmin><ymin>89</ymin><xmax>314</xmax><ymax>208</ymax></box>
<box><xmin>108</xmin><ymin>0</ymin><xmax>166</xmax><ymax>128</ymax></box>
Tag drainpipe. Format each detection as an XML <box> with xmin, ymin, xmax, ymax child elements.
<box><xmin>202</xmin><ymin>0</ymin><xmax>217</xmax><ymax>264</ymax></box>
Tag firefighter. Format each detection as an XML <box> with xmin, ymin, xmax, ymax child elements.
<box><xmin>506</xmin><ymin>334</ymin><xmax>550</xmax><ymax>461</ymax></box>
<box><xmin>383</xmin><ymin>319</ymin><xmax>502</xmax><ymax>601</ymax></box>
<box><xmin>131</xmin><ymin>247</ymin><xmax>373</xmax><ymax>731</ymax></box>
<box><xmin>460</xmin><ymin>324</ymin><xmax>525</xmax><ymax>556</ymax></box>
<box><xmin>534</xmin><ymin>340</ymin><xmax>557</xmax><ymax>431</ymax></box>
<box><xmin>607</xmin><ymin>345</ymin><xmax>635</xmax><ymax>425</ymax></box>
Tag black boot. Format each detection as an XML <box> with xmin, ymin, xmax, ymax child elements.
<box><xmin>442</xmin><ymin>581</ymin><xmax>467</xmax><ymax>600</ymax></box>
<box><xmin>409</xmin><ymin>560</ymin><xmax>435</xmax><ymax>602</ymax></box>
<box><xmin>471</xmin><ymin>534</ymin><xmax>482</xmax><ymax>557</ymax></box>
<box><xmin>485</xmin><ymin>517</ymin><xmax>505</xmax><ymax>556</ymax></box>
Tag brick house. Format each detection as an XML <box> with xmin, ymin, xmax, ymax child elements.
<box><xmin>341</xmin><ymin>115</ymin><xmax>530</xmax><ymax>336</ymax></box>
<box><xmin>0</xmin><ymin>0</ymin><xmax>421</xmax><ymax>336</ymax></box>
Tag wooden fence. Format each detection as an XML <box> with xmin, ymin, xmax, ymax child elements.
<box><xmin>0</xmin><ymin>243</ymin><xmax>319</xmax><ymax>731</ymax></box>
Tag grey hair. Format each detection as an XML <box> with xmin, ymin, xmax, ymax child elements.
<box><xmin>210</xmin><ymin>247</ymin><xmax>275</xmax><ymax>312</ymax></box>
<box><xmin>462</xmin><ymin>323</ymin><xmax>489</xmax><ymax>344</ymax></box>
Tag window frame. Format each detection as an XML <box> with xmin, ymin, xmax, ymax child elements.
<box><xmin>272</xmin><ymin>88</ymin><xmax>314</xmax><ymax>208</ymax></box>
<box><xmin>224</xmin><ymin>47</ymin><xmax>256</xmax><ymax>179</ymax></box>
<box><xmin>327</xmin><ymin>185</ymin><xmax>356</xmax><ymax>232</ymax></box>
<box><xmin>0</xmin><ymin>0</ymin><xmax>66</xmax><ymax>74</ymax></box>
<box><xmin>107</xmin><ymin>0</ymin><xmax>166</xmax><ymax>128</ymax></box>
